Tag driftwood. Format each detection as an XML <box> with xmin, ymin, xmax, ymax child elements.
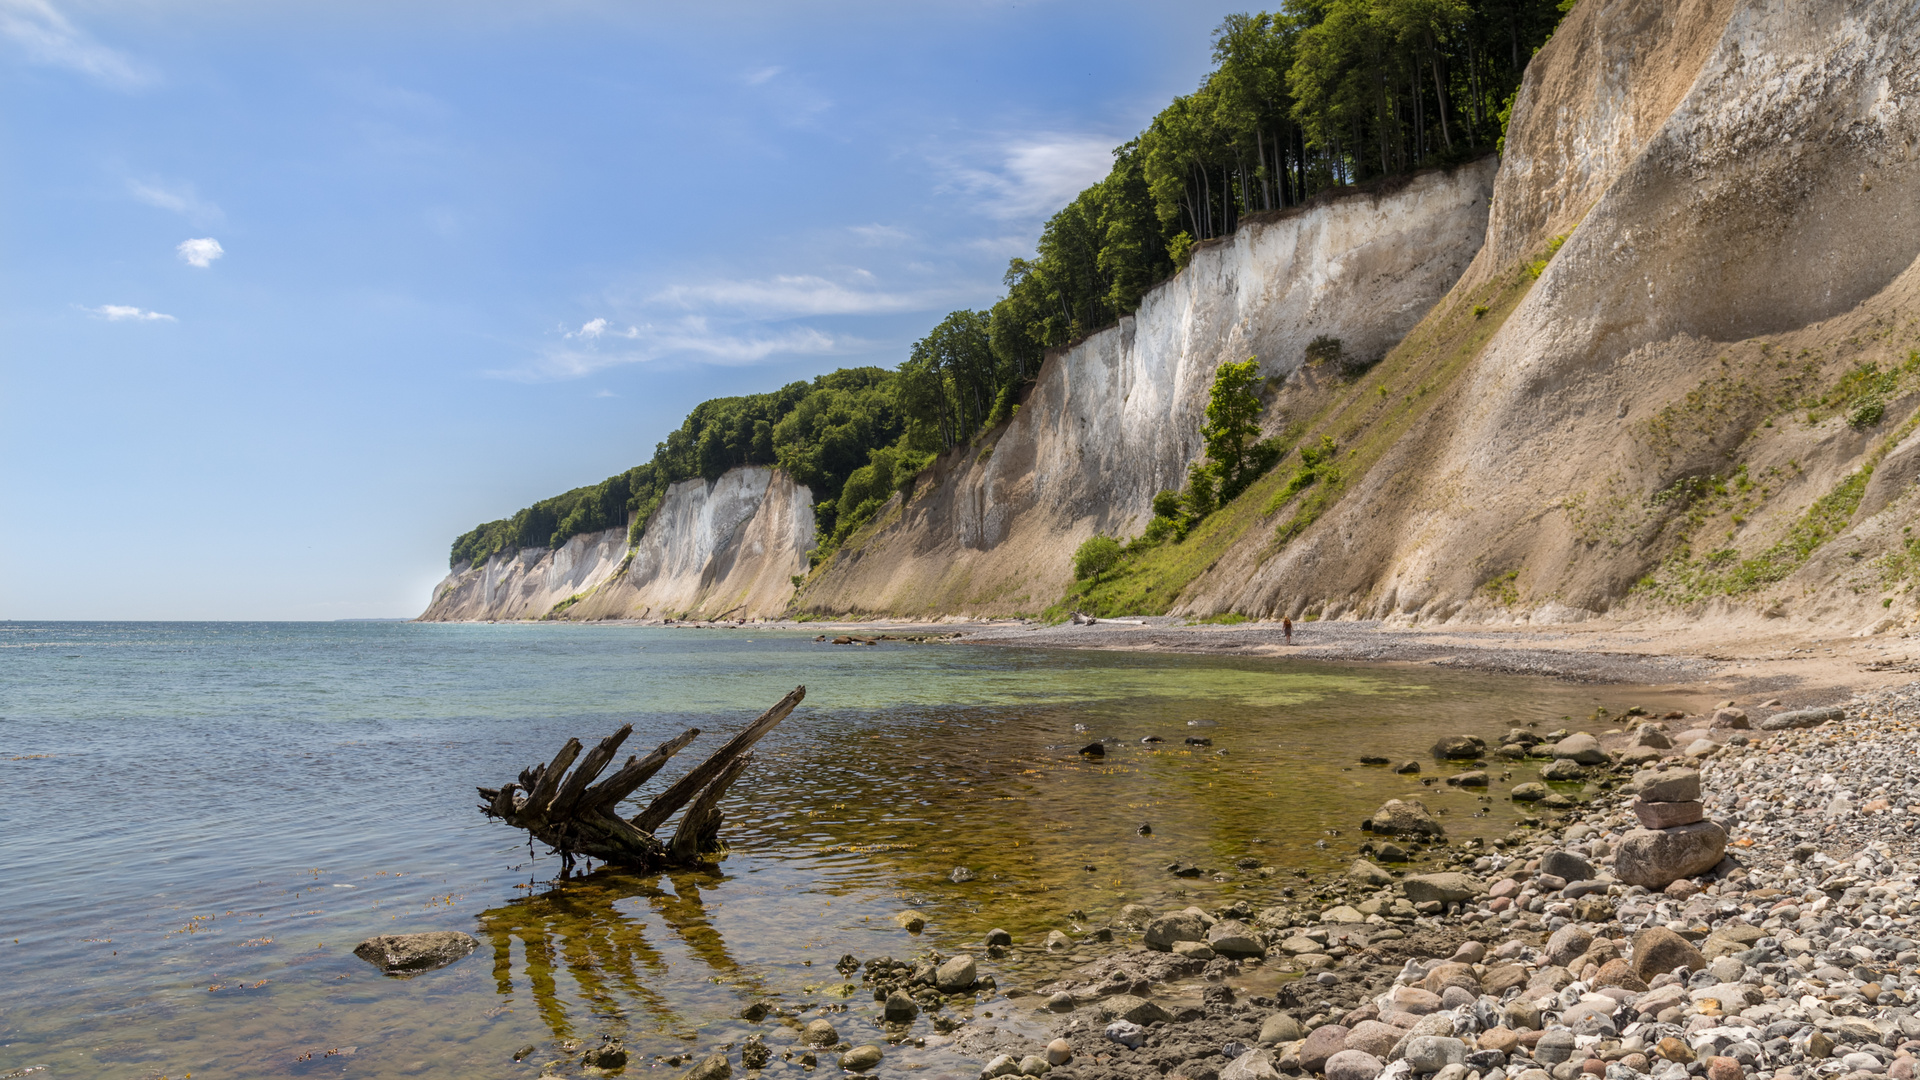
<box><xmin>478</xmin><ymin>685</ymin><xmax>804</xmax><ymax>871</ymax></box>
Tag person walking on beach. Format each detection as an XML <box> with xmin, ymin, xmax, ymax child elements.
<box><xmin>1282</xmin><ymin>616</ymin><xmax>1293</xmax><ymax>645</ymax></box>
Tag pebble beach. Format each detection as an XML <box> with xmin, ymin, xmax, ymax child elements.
<box><xmin>816</xmin><ymin>681</ymin><xmax>1920</xmax><ymax>1080</ymax></box>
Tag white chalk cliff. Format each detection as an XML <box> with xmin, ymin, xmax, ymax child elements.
<box><xmin>420</xmin><ymin>467</ymin><xmax>813</xmax><ymax>621</ymax></box>
<box><xmin>795</xmin><ymin>159</ymin><xmax>1499</xmax><ymax>616</ymax></box>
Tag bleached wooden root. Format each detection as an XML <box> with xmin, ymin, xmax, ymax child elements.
<box><xmin>478</xmin><ymin>685</ymin><xmax>804</xmax><ymax>869</ymax></box>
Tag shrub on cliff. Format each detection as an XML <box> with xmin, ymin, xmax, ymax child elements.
<box><xmin>1073</xmin><ymin>536</ymin><xmax>1124</xmax><ymax>582</ymax></box>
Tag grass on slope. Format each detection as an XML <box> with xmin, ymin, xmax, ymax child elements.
<box><xmin>1046</xmin><ymin>252</ymin><xmax>1549</xmax><ymax>620</ymax></box>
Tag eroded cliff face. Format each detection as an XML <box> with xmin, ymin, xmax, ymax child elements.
<box><xmin>1175</xmin><ymin>0</ymin><xmax>1920</xmax><ymax>635</ymax></box>
<box><xmin>795</xmin><ymin>159</ymin><xmax>1499</xmax><ymax>616</ymax></box>
<box><xmin>420</xmin><ymin>467</ymin><xmax>813</xmax><ymax>621</ymax></box>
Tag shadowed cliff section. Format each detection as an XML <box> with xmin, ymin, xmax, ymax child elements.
<box><xmin>420</xmin><ymin>467</ymin><xmax>813</xmax><ymax>622</ymax></box>
<box><xmin>792</xmin><ymin>160</ymin><xmax>1499</xmax><ymax>617</ymax></box>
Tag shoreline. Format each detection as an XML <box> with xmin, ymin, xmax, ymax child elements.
<box><xmin>437</xmin><ymin>613</ymin><xmax>1917</xmax><ymax>708</ymax></box>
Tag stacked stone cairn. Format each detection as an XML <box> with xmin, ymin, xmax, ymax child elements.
<box><xmin>1615</xmin><ymin>768</ymin><xmax>1727</xmax><ymax>890</ymax></box>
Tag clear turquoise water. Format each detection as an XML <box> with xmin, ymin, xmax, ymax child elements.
<box><xmin>0</xmin><ymin>622</ymin><xmax>1659</xmax><ymax>1080</ymax></box>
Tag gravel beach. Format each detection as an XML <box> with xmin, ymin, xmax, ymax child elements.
<box><xmin>839</xmin><ymin>683</ymin><xmax>1920</xmax><ymax>1080</ymax></box>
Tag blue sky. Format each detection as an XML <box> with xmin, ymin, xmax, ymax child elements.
<box><xmin>1</xmin><ymin>0</ymin><xmax>1225</xmax><ymax>619</ymax></box>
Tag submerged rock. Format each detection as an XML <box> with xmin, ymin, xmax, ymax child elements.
<box><xmin>351</xmin><ymin>931</ymin><xmax>476</xmax><ymax>976</ymax></box>
<box><xmin>935</xmin><ymin>954</ymin><xmax>977</xmax><ymax>992</ymax></box>
<box><xmin>1143</xmin><ymin>911</ymin><xmax>1207</xmax><ymax>951</ymax></box>
<box><xmin>1369</xmin><ymin>799</ymin><xmax>1444</xmax><ymax>837</ymax></box>
<box><xmin>1431</xmin><ymin>735</ymin><xmax>1486</xmax><ymax>759</ymax></box>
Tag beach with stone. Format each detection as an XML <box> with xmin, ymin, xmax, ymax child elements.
<box><xmin>912</xmin><ymin>684</ymin><xmax>1920</xmax><ymax>1080</ymax></box>
<box><xmin>615</xmin><ymin>683</ymin><xmax>1920</xmax><ymax>1080</ymax></box>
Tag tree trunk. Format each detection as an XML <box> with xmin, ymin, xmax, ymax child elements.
<box><xmin>478</xmin><ymin>686</ymin><xmax>805</xmax><ymax>871</ymax></box>
<box><xmin>1428</xmin><ymin>34</ymin><xmax>1454</xmax><ymax>152</ymax></box>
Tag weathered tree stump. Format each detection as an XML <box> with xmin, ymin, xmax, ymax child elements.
<box><xmin>478</xmin><ymin>685</ymin><xmax>803</xmax><ymax>871</ymax></box>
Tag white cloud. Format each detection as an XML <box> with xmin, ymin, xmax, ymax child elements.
<box><xmin>593</xmin><ymin>389</ymin><xmax>617</xmax><ymax>398</ymax></box>
<box><xmin>0</xmin><ymin>0</ymin><xmax>149</xmax><ymax>87</ymax></box>
<box><xmin>176</xmin><ymin>237</ymin><xmax>224</xmax><ymax>268</ymax></box>
<box><xmin>744</xmin><ymin>65</ymin><xmax>782</xmax><ymax>86</ymax></box>
<box><xmin>129</xmin><ymin>179</ymin><xmax>222</xmax><ymax>223</ymax></box>
<box><xmin>84</xmin><ymin>304</ymin><xmax>174</xmax><ymax>322</ymax></box>
<box><xmin>500</xmin><ymin>321</ymin><xmax>844</xmax><ymax>381</ymax></box>
<box><xmin>942</xmin><ymin>133</ymin><xmax>1118</xmax><ymax>220</ymax></box>
<box><xmin>650</xmin><ymin>274</ymin><xmax>931</xmax><ymax>317</ymax></box>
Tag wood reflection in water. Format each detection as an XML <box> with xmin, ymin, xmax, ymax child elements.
<box><xmin>476</xmin><ymin>867</ymin><xmax>767</xmax><ymax>1043</ymax></box>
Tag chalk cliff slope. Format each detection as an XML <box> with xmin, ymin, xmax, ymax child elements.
<box><xmin>795</xmin><ymin>159</ymin><xmax>1500</xmax><ymax>616</ymax></box>
<box><xmin>420</xmin><ymin>467</ymin><xmax>812</xmax><ymax>621</ymax></box>
<box><xmin>1171</xmin><ymin>0</ymin><xmax>1920</xmax><ymax>634</ymax></box>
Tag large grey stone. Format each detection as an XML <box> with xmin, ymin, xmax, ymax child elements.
<box><xmin>1143</xmin><ymin>911</ymin><xmax>1207</xmax><ymax>951</ymax></box>
<box><xmin>883</xmin><ymin>991</ymin><xmax>919</xmax><ymax>1021</ymax></box>
<box><xmin>1553</xmin><ymin>732</ymin><xmax>1608</xmax><ymax>764</ymax></box>
<box><xmin>1403</xmin><ymin>1036</ymin><xmax>1467</xmax><ymax>1072</ymax></box>
<box><xmin>1614</xmin><ymin>821</ymin><xmax>1728</xmax><ymax>889</ymax></box>
<box><xmin>1534</xmin><ymin>1031</ymin><xmax>1577</xmax><ymax>1065</ymax></box>
<box><xmin>1630</xmin><ymin>767</ymin><xmax>1702</xmax><ymax>803</ymax></box>
<box><xmin>935</xmin><ymin>954</ymin><xmax>977</xmax><ymax>992</ymax></box>
<box><xmin>1633</xmin><ymin>727</ymin><xmax>1673</xmax><ymax>749</ymax></box>
<box><xmin>1760</xmin><ymin>706</ymin><xmax>1845</xmax><ymax>731</ymax></box>
<box><xmin>1259</xmin><ymin>1012</ymin><xmax>1305</xmax><ymax>1045</ymax></box>
<box><xmin>1103</xmin><ymin>995</ymin><xmax>1172</xmax><ymax>1026</ymax></box>
<box><xmin>1207</xmin><ymin>918</ymin><xmax>1266</xmax><ymax>958</ymax></box>
<box><xmin>1370</xmin><ymin>799</ymin><xmax>1444</xmax><ymax>837</ymax></box>
<box><xmin>351</xmin><ymin>931</ymin><xmax>477</xmax><ymax>977</ymax></box>
<box><xmin>803</xmin><ymin>1018</ymin><xmax>839</xmax><ymax>1046</ymax></box>
<box><xmin>1431</xmin><ymin>735</ymin><xmax>1486</xmax><ymax>760</ymax></box>
<box><xmin>1540</xmin><ymin>850</ymin><xmax>1592</xmax><ymax>881</ymax></box>
<box><xmin>841</xmin><ymin>1046</ymin><xmax>883</xmax><ymax>1073</ymax></box>
<box><xmin>1545</xmin><ymin>924</ymin><xmax>1595</xmax><ymax>967</ymax></box>
<box><xmin>1540</xmin><ymin>757</ymin><xmax>1586</xmax><ymax>781</ymax></box>
<box><xmin>1221</xmin><ymin>1049</ymin><xmax>1282</xmax><ymax>1080</ymax></box>
<box><xmin>1401</xmin><ymin>872</ymin><xmax>1483</xmax><ymax>906</ymax></box>
<box><xmin>1349</xmin><ymin>859</ymin><xmax>1394</xmax><ymax>887</ymax></box>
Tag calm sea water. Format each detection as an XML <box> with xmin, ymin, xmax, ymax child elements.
<box><xmin>0</xmin><ymin>622</ymin><xmax>1682</xmax><ymax>1080</ymax></box>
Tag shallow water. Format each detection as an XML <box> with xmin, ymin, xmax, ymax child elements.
<box><xmin>0</xmin><ymin>622</ymin><xmax>1688</xmax><ymax>1079</ymax></box>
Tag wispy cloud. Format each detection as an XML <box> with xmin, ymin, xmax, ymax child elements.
<box><xmin>850</xmin><ymin>224</ymin><xmax>911</xmax><ymax>246</ymax></box>
<box><xmin>565</xmin><ymin>317</ymin><xmax>637</xmax><ymax>341</ymax></box>
<box><xmin>83</xmin><ymin>303</ymin><xmax>175</xmax><ymax>322</ymax></box>
<box><xmin>650</xmin><ymin>273</ymin><xmax>931</xmax><ymax>317</ymax></box>
<box><xmin>0</xmin><ymin>0</ymin><xmax>149</xmax><ymax>88</ymax></box>
<box><xmin>744</xmin><ymin>65</ymin><xmax>782</xmax><ymax>86</ymax></box>
<box><xmin>129</xmin><ymin>178</ymin><xmax>222</xmax><ymax>224</ymax></box>
<box><xmin>941</xmin><ymin>133</ymin><xmax>1118</xmax><ymax>220</ymax></box>
<box><xmin>503</xmin><ymin>320</ymin><xmax>843</xmax><ymax>381</ymax></box>
<box><xmin>176</xmin><ymin>237</ymin><xmax>224</xmax><ymax>268</ymax></box>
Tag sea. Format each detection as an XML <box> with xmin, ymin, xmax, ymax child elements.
<box><xmin>0</xmin><ymin>621</ymin><xmax>1666</xmax><ymax>1079</ymax></box>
